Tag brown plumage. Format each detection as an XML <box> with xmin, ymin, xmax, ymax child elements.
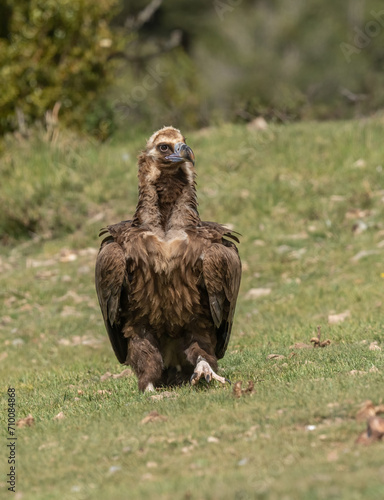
<box><xmin>95</xmin><ymin>126</ymin><xmax>241</xmax><ymax>392</ymax></box>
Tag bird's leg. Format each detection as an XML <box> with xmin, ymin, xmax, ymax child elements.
<box><xmin>144</xmin><ymin>382</ymin><xmax>155</xmax><ymax>392</ymax></box>
<box><xmin>184</xmin><ymin>336</ymin><xmax>230</xmax><ymax>386</ymax></box>
<box><xmin>190</xmin><ymin>355</ymin><xmax>228</xmax><ymax>385</ymax></box>
<box><xmin>126</xmin><ymin>335</ymin><xmax>163</xmax><ymax>392</ymax></box>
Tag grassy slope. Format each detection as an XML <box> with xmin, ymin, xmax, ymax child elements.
<box><xmin>1</xmin><ymin>117</ymin><xmax>384</xmax><ymax>499</ymax></box>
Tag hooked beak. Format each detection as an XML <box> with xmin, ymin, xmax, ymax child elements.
<box><xmin>165</xmin><ymin>142</ymin><xmax>195</xmax><ymax>165</ymax></box>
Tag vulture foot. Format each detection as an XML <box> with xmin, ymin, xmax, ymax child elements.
<box><xmin>190</xmin><ymin>356</ymin><xmax>230</xmax><ymax>386</ymax></box>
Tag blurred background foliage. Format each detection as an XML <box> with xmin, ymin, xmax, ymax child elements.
<box><xmin>1</xmin><ymin>0</ymin><xmax>384</xmax><ymax>241</ymax></box>
<box><xmin>1</xmin><ymin>0</ymin><xmax>384</xmax><ymax>139</ymax></box>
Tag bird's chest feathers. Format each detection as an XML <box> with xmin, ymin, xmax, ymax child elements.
<box><xmin>126</xmin><ymin>229</ymin><xmax>204</xmax><ymax>328</ymax></box>
<box><xmin>141</xmin><ymin>230</ymin><xmax>195</xmax><ymax>275</ymax></box>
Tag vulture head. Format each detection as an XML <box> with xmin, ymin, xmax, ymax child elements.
<box><xmin>141</xmin><ymin>126</ymin><xmax>195</xmax><ymax>172</ymax></box>
<box><xmin>134</xmin><ymin>126</ymin><xmax>198</xmax><ymax>227</ymax></box>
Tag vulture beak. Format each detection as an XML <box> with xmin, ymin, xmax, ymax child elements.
<box><xmin>165</xmin><ymin>142</ymin><xmax>195</xmax><ymax>165</ymax></box>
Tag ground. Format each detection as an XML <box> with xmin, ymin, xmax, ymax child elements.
<box><xmin>1</xmin><ymin>117</ymin><xmax>384</xmax><ymax>499</ymax></box>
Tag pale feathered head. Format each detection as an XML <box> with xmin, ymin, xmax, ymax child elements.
<box><xmin>144</xmin><ymin>126</ymin><xmax>195</xmax><ymax>167</ymax></box>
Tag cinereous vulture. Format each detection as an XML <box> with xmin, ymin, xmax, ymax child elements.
<box><xmin>95</xmin><ymin>126</ymin><xmax>241</xmax><ymax>391</ymax></box>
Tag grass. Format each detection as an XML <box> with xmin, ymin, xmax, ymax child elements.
<box><xmin>1</xmin><ymin>116</ymin><xmax>384</xmax><ymax>499</ymax></box>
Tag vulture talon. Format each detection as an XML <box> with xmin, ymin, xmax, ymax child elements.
<box><xmin>191</xmin><ymin>357</ymin><xmax>228</xmax><ymax>387</ymax></box>
<box><xmin>225</xmin><ymin>378</ymin><xmax>232</xmax><ymax>385</ymax></box>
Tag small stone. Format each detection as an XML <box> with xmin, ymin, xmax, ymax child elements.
<box><xmin>207</xmin><ymin>436</ymin><xmax>219</xmax><ymax>443</ymax></box>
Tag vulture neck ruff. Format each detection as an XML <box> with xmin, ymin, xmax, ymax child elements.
<box><xmin>133</xmin><ymin>155</ymin><xmax>200</xmax><ymax>233</ymax></box>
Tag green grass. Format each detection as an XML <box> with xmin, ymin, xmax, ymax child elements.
<box><xmin>1</xmin><ymin>116</ymin><xmax>384</xmax><ymax>499</ymax></box>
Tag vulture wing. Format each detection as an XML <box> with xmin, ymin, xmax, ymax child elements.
<box><xmin>95</xmin><ymin>229</ymin><xmax>129</xmax><ymax>363</ymax></box>
<box><xmin>202</xmin><ymin>241</ymin><xmax>241</xmax><ymax>359</ymax></box>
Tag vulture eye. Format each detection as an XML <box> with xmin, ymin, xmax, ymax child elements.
<box><xmin>159</xmin><ymin>144</ymin><xmax>170</xmax><ymax>153</ymax></box>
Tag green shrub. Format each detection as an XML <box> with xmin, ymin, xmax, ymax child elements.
<box><xmin>0</xmin><ymin>0</ymin><xmax>122</xmax><ymax>137</ymax></box>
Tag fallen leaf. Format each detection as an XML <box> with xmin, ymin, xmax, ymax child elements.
<box><xmin>308</xmin><ymin>325</ymin><xmax>332</xmax><ymax>348</ymax></box>
<box><xmin>353</xmin><ymin>158</ymin><xmax>366</xmax><ymax>168</ymax></box>
<box><xmin>60</xmin><ymin>306</ymin><xmax>83</xmax><ymax>318</ymax></box>
<box><xmin>53</xmin><ymin>411</ymin><xmax>65</xmax><ymax>421</ymax></box>
<box><xmin>369</xmin><ymin>342</ymin><xmax>381</xmax><ymax>351</ymax></box>
<box><xmin>267</xmin><ymin>354</ymin><xmax>285</xmax><ymax>360</ymax></box>
<box><xmin>328</xmin><ymin>310</ymin><xmax>350</xmax><ymax>324</ymax></box>
<box><xmin>59</xmin><ymin>250</ymin><xmax>77</xmax><ymax>263</ymax></box>
<box><xmin>356</xmin><ymin>401</ymin><xmax>384</xmax><ymax>421</ymax></box>
<box><xmin>146</xmin><ymin>461</ymin><xmax>158</xmax><ymax>468</ymax></box>
<box><xmin>356</xmin><ymin>416</ymin><xmax>384</xmax><ymax>445</ymax></box>
<box><xmin>310</xmin><ymin>337</ymin><xmax>331</xmax><ymax>348</ymax></box>
<box><xmin>181</xmin><ymin>446</ymin><xmax>194</xmax><ymax>453</ymax></box>
<box><xmin>233</xmin><ymin>380</ymin><xmax>255</xmax><ymax>398</ymax></box>
<box><xmin>356</xmin><ymin>401</ymin><xmax>377</xmax><ymax>421</ymax></box>
<box><xmin>19</xmin><ymin>303</ymin><xmax>33</xmax><ymax>312</ymax></box>
<box><xmin>327</xmin><ymin>450</ymin><xmax>339</xmax><ymax>462</ymax></box>
<box><xmin>34</xmin><ymin>270</ymin><xmax>58</xmax><ymax>280</ymax></box>
<box><xmin>233</xmin><ymin>381</ymin><xmax>242</xmax><ymax>398</ymax></box>
<box><xmin>244</xmin><ymin>425</ymin><xmax>259</xmax><ymax>437</ymax></box>
<box><xmin>140</xmin><ymin>411</ymin><xmax>167</xmax><ymax>425</ymax></box>
<box><xmin>100</xmin><ymin>368</ymin><xmax>133</xmax><ymax>381</ymax></box>
<box><xmin>16</xmin><ymin>414</ymin><xmax>34</xmax><ymax>428</ymax></box>
<box><xmin>245</xmin><ymin>288</ymin><xmax>271</xmax><ymax>299</ymax></box>
<box><xmin>290</xmin><ymin>342</ymin><xmax>312</xmax><ymax>349</ymax></box>
<box><xmin>150</xmin><ymin>391</ymin><xmax>179</xmax><ymax>401</ymax></box>
<box><xmin>369</xmin><ymin>416</ymin><xmax>384</xmax><ymax>437</ymax></box>
<box><xmin>0</xmin><ymin>315</ymin><xmax>12</xmax><ymax>325</ymax></box>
